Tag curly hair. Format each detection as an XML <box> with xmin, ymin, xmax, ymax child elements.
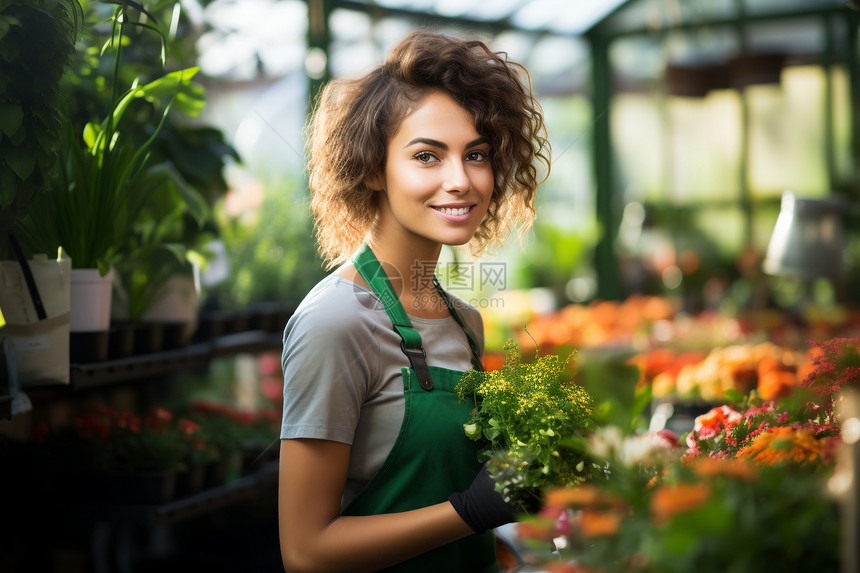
<box><xmin>307</xmin><ymin>30</ymin><xmax>550</xmax><ymax>269</ymax></box>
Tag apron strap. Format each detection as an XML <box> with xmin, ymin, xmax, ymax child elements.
<box><xmin>433</xmin><ymin>277</ymin><xmax>484</xmax><ymax>372</ymax></box>
<box><xmin>353</xmin><ymin>244</ymin><xmax>435</xmax><ymax>391</ymax></box>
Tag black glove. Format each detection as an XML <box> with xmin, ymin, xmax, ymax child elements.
<box><xmin>448</xmin><ymin>465</ymin><xmax>517</xmax><ymax>534</ymax></box>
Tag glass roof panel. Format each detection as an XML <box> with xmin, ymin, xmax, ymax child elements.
<box><xmin>339</xmin><ymin>0</ymin><xmax>636</xmax><ymax>34</ymax></box>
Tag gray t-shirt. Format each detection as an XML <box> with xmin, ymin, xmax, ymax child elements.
<box><xmin>280</xmin><ymin>273</ymin><xmax>484</xmax><ymax>507</ymax></box>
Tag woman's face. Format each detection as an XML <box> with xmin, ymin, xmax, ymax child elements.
<box><xmin>371</xmin><ymin>90</ymin><xmax>494</xmax><ymax>254</ymax></box>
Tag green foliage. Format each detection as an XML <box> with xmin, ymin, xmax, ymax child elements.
<box><xmin>17</xmin><ymin>65</ymin><xmax>205</xmax><ymax>271</ymax></box>
<box><xmin>577</xmin><ymin>352</ymin><xmax>650</xmax><ymax>432</ymax></box>
<box><xmin>13</xmin><ymin>0</ymin><xmax>208</xmax><ymax>274</ymax></box>
<box><xmin>113</xmin><ymin>160</ymin><xmax>215</xmax><ymax>319</ymax></box>
<box><xmin>208</xmin><ymin>177</ymin><xmax>326</xmax><ymax>307</ymax></box>
<box><xmin>604</xmin><ymin>463</ymin><xmax>838</xmax><ymax>573</ymax></box>
<box><xmin>512</xmin><ymin>219</ymin><xmax>595</xmax><ymax>301</ymax></box>
<box><xmin>0</xmin><ymin>0</ymin><xmax>80</xmax><ymax>241</ymax></box>
<box><xmin>456</xmin><ymin>339</ymin><xmax>595</xmax><ymax>510</ymax></box>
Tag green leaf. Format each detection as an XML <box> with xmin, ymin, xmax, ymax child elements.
<box><xmin>82</xmin><ymin>122</ymin><xmax>99</xmax><ymax>149</ymax></box>
<box><xmin>0</xmin><ymin>102</ymin><xmax>23</xmax><ymax>137</ymax></box>
<box><xmin>723</xmin><ymin>388</ymin><xmax>745</xmax><ymax>405</ymax></box>
<box><xmin>2</xmin><ymin>146</ymin><xmax>35</xmax><ymax>180</ymax></box>
<box><xmin>0</xmin><ymin>168</ymin><xmax>18</xmax><ymax>206</ymax></box>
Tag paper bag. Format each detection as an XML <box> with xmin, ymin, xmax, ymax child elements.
<box><xmin>0</xmin><ymin>249</ymin><xmax>72</xmax><ymax>386</ymax></box>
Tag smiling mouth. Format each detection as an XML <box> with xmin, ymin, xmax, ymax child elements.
<box><xmin>433</xmin><ymin>206</ymin><xmax>472</xmax><ymax>216</ymax></box>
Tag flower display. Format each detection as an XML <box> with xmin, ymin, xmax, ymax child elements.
<box><xmin>59</xmin><ymin>405</ymin><xmax>203</xmax><ymax>473</ymax></box>
<box><xmin>800</xmin><ymin>336</ymin><xmax>860</xmax><ymax>395</ymax></box>
<box><xmin>510</xmin><ymin>336</ymin><xmax>852</xmax><ymax>573</ymax></box>
<box><xmin>521</xmin><ymin>456</ymin><xmax>839</xmax><ymax>573</ymax></box>
<box><xmin>456</xmin><ymin>339</ymin><xmax>595</xmax><ymax>510</ymax></box>
<box><xmin>684</xmin><ymin>396</ymin><xmax>839</xmax><ymax>463</ymax></box>
<box><xmin>184</xmin><ymin>400</ymin><xmax>281</xmax><ymax>469</ymax></box>
<box><xmin>631</xmin><ymin>341</ymin><xmax>802</xmax><ymax>401</ymax></box>
<box><xmin>513</xmin><ymin>296</ymin><xmax>676</xmax><ymax>353</ymax></box>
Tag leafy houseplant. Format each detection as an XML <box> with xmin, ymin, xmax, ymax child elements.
<box><xmin>14</xmin><ymin>0</ymin><xmax>205</xmax><ymax>276</ymax></box>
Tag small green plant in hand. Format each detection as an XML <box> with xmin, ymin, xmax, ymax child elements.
<box><xmin>457</xmin><ymin>339</ymin><xmax>595</xmax><ymax>511</ymax></box>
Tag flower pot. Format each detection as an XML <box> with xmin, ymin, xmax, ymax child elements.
<box><xmin>132</xmin><ymin>321</ymin><xmax>164</xmax><ymax>355</ymax></box>
<box><xmin>142</xmin><ymin>273</ymin><xmax>198</xmax><ymax>347</ymax></box>
<box><xmin>69</xmin><ymin>330</ymin><xmax>109</xmax><ymax>364</ymax></box>
<box><xmin>193</xmin><ymin>310</ymin><xmax>227</xmax><ymax>342</ymax></box>
<box><xmin>70</xmin><ymin>268</ymin><xmax>114</xmax><ymax>332</ymax></box>
<box><xmin>107</xmin><ymin>320</ymin><xmax>136</xmax><ymax>359</ymax></box>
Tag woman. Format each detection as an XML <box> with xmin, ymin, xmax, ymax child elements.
<box><xmin>279</xmin><ymin>31</ymin><xmax>549</xmax><ymax>573</ymax></box>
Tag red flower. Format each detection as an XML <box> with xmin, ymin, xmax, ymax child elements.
<box><xmin>144</xmin><ymin>407</ymin><xmax>173</xmax><ymax>430</ymax></box>
<box><xmin>178</xmin><ymin>418</ymin><xmax>201</xmax><ymax>436</ymax></box>
<box><xmin>801</xmin><ymin>337</ymin><xmax>860</xmax><ymax>394</ymax></box>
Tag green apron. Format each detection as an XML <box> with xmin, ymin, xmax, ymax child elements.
<box><xmin>343</xmin><ymin>244</ymin><xmax>498</xmax><ymax>573</ymax></box>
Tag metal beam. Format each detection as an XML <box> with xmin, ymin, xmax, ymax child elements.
<box><xmin>587</xmin><ymin>28</ymin><xmax>623</xmax><ymax>300</ymax></box>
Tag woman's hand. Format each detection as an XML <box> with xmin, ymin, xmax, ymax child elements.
<box><xmin>448</xmin><ymin>465</ymin><xmax>517</xmax><ymax>534</ymax></box>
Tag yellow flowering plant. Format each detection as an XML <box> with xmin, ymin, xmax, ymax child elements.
<box><xmin>456</xmin><ymin>339</ymin><xmax>595</xmax><ymax>511</ymax></box>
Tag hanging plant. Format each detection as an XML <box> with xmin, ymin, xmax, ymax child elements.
<box><xmin>0</xmin><ymin>0</ymin><xmax>80</xmax><ymax>251</ymax></box>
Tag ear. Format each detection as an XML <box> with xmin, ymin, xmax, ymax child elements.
<box><xmin>365</xmin><ymin>170</ymin><xmax>384</xmax><ymax>192</ymax></box>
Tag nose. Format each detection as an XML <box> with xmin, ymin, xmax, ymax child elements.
<box><xmin>441</xmin><ymin>159</ymin><xmax>471</xmax><ymax>193</ymax></box>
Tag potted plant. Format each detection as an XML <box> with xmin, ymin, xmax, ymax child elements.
<box><xmin>110</xmin><ymin>162</ymin><xmax>214</xmax><ymax>354</ymax></box>
<box><xmin>13</xmin><ymin>0</ymin><xmax>205</xmax><ymax>344</ymax></box>
<box><xmin>40</xmin><ymin>404</ymin><xmax>203</xmax><ymax>504</ymax></box>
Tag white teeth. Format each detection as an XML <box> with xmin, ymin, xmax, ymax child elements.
<box><xmin>437</xmin><ymin>206</ymin><xmax>471</xmax><ymax>216</ymax></box>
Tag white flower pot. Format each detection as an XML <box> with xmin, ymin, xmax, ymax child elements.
<box><xmin>70</xmin><ymin>268</ymin><xmax>114</xmax><ymax>332</ymax></box>
<box><xmin>142</xmin><ymin>273</ymin><xmax>199</xmax><ymax>325</ymax></box>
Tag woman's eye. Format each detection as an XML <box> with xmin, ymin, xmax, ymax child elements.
<box><xmin>466</xmin><ymin>151</ymin><xmax>487</xmax><ymax>161</ymax></box>
<box><xmin>414</xmin><ymin>151</ymin><xmax>437</xmax><ymax>163</ymax></box>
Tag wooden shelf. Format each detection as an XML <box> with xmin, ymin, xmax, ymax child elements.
<box><xmin>16</xmin><ymin>330</ymin><xmax>282</xmax><ymax>404</ymax></box>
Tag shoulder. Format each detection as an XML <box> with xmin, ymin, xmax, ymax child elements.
<box><xmin>288</xmin><ymin>274</ymin><xmax>381</xmax><ymax>331</ymax></box>
<box><xmin>283</xmin><ymin>274</ymin><xmax>386</xmax><ymax>356</ymax></box>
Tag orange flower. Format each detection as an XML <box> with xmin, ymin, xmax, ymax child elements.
<box><xmin>691</xmin><ymin>457</ymin><xmax>759</xmax><ymax>481</ymax></box>
<box><xmin>756</xmin><ymin>368</ymin><xmax>797</xmax><ymax>401</ymax></box>
<box><xmin>482</xmin><ymin>352</ymin><xmax>505</xmax><ymax>372</ymax></box>
<box><xmin>796</xmin><ymin>345</ymin><xmax>824</xmax><ymax>385</ymax></box>
<box><xmin>545</xmin><ymin>485</ymin><xmax>620</xmax><ymax>509</ymax></box>
<box><xmin>544</xmin><ymin>561</ymin><xmax>594</xmax><ymax>573</ymax></box>
<box><xmin>579</xmin><ymin>509</ymin><xmax>621</xmax><ymax>537</ymax></box>
<box><xmin>515</xmin><ymin>516</ymin><xmax>558</xmax><ymax>542</ymax></box>
<box><xmin>736</xmin><ymin>426</ymin><xmax>825</xmax><ymax>465</ymax></box>
<box><xmin>651</xmin><ymin>482</ymin><xmax>711</xmax><ymax>524</ymax></box>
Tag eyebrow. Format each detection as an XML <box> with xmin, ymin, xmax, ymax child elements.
<box><xmin>403</xmin><ymin>136</ymin><xmax>489</xmax><ymax>150</ymax></box>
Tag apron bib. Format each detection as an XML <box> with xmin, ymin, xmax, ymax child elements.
<box><xmin>343</xmin><ymin>244</ymin><xmax>497</xmax><ymax>573</ymax></box>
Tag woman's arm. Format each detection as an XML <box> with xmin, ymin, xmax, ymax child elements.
<box><xmin>278</xmin><ymin>438</ymin><xmax>474</xmax><ymax>573</ymax></box>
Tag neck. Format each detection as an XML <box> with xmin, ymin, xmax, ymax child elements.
<box><xmin>366</xmin><ymin>235</ymin><xmax>448</xmax><ymax>319</ymax></box>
